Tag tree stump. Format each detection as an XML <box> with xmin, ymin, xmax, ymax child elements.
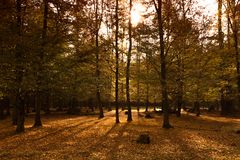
<box><xmin>137</xmin><ymin>134</ymin><xmax>150</xmax><ymax>144</ymax></box>
<box><xmin>145</xmin><ymin>112</ymin><xmax>153</xmax><ymax>119</ymax></box>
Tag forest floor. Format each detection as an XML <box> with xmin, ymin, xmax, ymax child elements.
<box><xmin>0</xmin><ymin>110</ymin><xmax>240</xmax><ymax>160</ymax></box>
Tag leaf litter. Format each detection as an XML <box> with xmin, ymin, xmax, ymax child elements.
<box><xmin>0</xmin><ymin>110</ymin><xmax>239</xmax><ymax>160</ymax></box>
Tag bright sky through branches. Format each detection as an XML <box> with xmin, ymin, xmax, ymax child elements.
<box><xmin>131</xmin><ymin>3</ymin><xmax>145</xmax><ymax>26</ymax></box>
<box><xmin>199</xmin><ymin>0</ymin><xmax>218</xmax><ymax>17</ymax></box>
<box><xmin>130</xmin><ymin>0</ymin><xmax>218</xmax><ymax>26</ymax></box>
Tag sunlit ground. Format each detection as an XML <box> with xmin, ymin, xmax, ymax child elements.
<box><xmin>0</xmin><ymin>110</ymin><xmax>240</xmax><ymax>160</ymax></box>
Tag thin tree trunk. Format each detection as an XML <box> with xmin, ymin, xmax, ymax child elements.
<box><xmin>176</xmin><ymin>0</ymin><xmax>186</xmax><ymax>117</ymax></box>
<box><xmin>226</xmin><ymin>1</ymin><xmax>231</xmax><ymax>49</ymax></box>
<box><xmin>137</xmin><ymin>46</ymin><xmax>140</xmax><ymax>112</ymax></box>
<box><xmin>115</xmin><ymin>0</ymin><xmax>120</xmax><ymax>123</ymax></box>
<box><xmin>15</xmin><ymin>0</ymin><xmax>25</xmax><ymax>133</ymax></box>
<box><xmin>106</xmin><ymin>16</ymin><xmax>112</xmax><ymax>112</ymax></box>
<box><xmin>218</xmin><ymin>0</ymin><xmax>226</xmax><ymax>113</ymax></box>
<box><xmin>145</xmin><ymin>53</ymin><xmax>149</xmax><ymax>112</ymax></box>
<box><xmin>176</xmin><ymin>55</ymin><xmax>183</xmax><ymax>117</ymax></box>
<box><xmin>126</xmin><ymin>0</ymin><xmax>132</xmax><ymax>121</ymax></box>
<box><xmin>121</xmin><ymin>28</ymin><xmax>125</xmax><ymax>111</ymax></box>
<box><xmin>218</xmin><ymin>0</ymin><xmax>224</xmax><ymax>49</ymax></box>
<box><xmin>95</xmin><ymin>0</ymin><xmax>104</xmax><ymax>119</ymax></box>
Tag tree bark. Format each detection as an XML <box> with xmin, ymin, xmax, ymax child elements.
<box><xmin>230</xmin><ymin>0</ymin><xmax>240</xmax><ymax>107</ymax></box>
<box><xmin>218</xmin><ymin>0</ymin><xmax>224</xmax><ymax>49</ymax></box>
<box><xmin>115</xmin><ymin>0</ymin><xmax>120</xmax><ymax>123</ymax></box>
<box><xmin>34</xmin><ymin>0</ymin><xmax>48</xmax><ymax>127</ymax></box>
<box><xmin>137</xmin><ymin>46</ymin><xmax>140</xmax><ymax>112</ymax></box>
<box><xmin>176</xmin><ymin>0</ymin><xmax>186</xmax><ymax>117</ymax></box>
<box><xmin>154</xmin><ymin>0</ymin><xmax>172</xmax><ymax>128</ymax></box>
<box><xmin>126</xmin><ymin>0</ymin><xmax>132</xmax><ymax>121</ymax></box>
<box><xmin>226</xmin><ymin>1</ymin><xmax>231</xmax><ymax>49</ymax></box>
<box><xmin>15</xmin><ymin>0</ymin><xmax>25</xmax><ymax>133</ymax></box>
<box><xmin>0</xmin><ymin>103</ymin><xmax>3</xmax><ymax>120</ymax></box>
<box><xmin>95</xmin><ymin>0</ymin><xmax>104</xmax><ymax>119</ymax></box>
<box><xmin>176</xmin><ymin>56</ymin><xmax>183</xmax><ymax>117</ymax></box>
<box><xmin>145</xmin><ymin>53</ymin><xmax>149</xmax><ymax>112</ymax></box>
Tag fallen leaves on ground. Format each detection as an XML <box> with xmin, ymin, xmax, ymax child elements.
<box><xmin>0</xmin><ymin>110</ymin><xmax>240</xmax><ymax>160</ymax></box>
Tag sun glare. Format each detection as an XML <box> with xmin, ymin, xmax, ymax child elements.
<box><xmin>131</xmin><ymin>3</ymin><xmax>145</xmax><ymax>26</ymax></box>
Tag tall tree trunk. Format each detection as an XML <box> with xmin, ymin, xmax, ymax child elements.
<box><xmin>95</xmin><ymin>0</ymin><xmax>104</xmax><ymax>119</ymax></box>
<box><xmin>106</xmin><ymin>17</ymin><xmax>112</xmax><ymax>112</ymax></box>
<box><xmin>115</xmin><ymin>0</ymin><xmax>120</xmax><ymax>123</ymax></box>
<box><xmin>218</xmin><ymin>0</ymin><xmax>225</xmax><ymax>113</ymax></box>
<box><xmin>154</xmin><ymin>0</ymin><xmax>173</xmax><ymax>128</ymax></box>
<box><xmin>145</xmin><ymin>53</ymin><xmax>149</xmax><ymax>112</ymax></box>
<box><xmin>231</xmin><ymin>0</ymin><xmax>240</xmax><ymax>107</ymax></box>
<box><xmin>121</xmin><ymin>27</ymin><xmax>125</xmax><ymax>111</ymax></box>
<box><xmin>15</xmin><ymin>0</ymin><xmax>25</xmax><ymax>133</ymax></box>
<box><xmin>176</xmin><ymin>56</ymin><xmax>183</xmax><ymax>117</ymax></box>
<box><xmin>126</xmin><ymin>0</ymin><xmax>132</xmax><ymax>121</ymax></box>
<box><xmin>218</xmin><ymin>0</ymin><xmax>224</xmax><ymax>49</ymax></box>
<box><xmin>137</xmin><ymin>47</ymin><xmax>140</xmax><ymax>112</ymax></box>
<box><xmin>34</xmin><ymin>0</ymin><xmax>48</xmax><ymax>127</ymax></box>
<box><xmin>226</xmin><ymin>1</ymin><xmax>231</xmax><ymax>49</ymax></box>
<box><xmin>176</xmin><ymin>0</ymin><xmax>186</xmax><ymax>117</ymax></box>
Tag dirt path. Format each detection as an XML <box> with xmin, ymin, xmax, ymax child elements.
<box><xmin>0</xmin><ymin>111</ymin><xmax>240</xmax><ymax>160</ymax></box>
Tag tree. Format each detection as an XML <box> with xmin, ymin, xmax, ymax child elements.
<box><xmin>126</xmin><ymin>0</ymin><xmax>132</xmax><ymax>121</ymax></box>
<box><xmin>95</xmin><ymin>0</ymin><xmax>104</xmax><ymax>119</ymax></box>
<box><xmin>153</xmin><ymin>0</ymin><xmax>173</xmax><ymax>128</ymax></box>
<box><xmin>218</xmin><ymin>0</ymin><xmax>224</xmax><ymax>49</ymax></box>
<box><xmin>115</xmin><ymin>0</ymin><xmax>120</xmax><ymax>123</ymax></box>
<box><xmin>224</xmin><ymin>0</ymin><xmax>240</xmax><ymax>109</ymax></box>
<box><xmin>34</xmin><ymin>0</ymin><xmax>49</xmax><ymax>127</ymax></box>
<box><xmin>145</xmin><ymin>52</ymin><xmax>150</xmax><ymax>112</ymax></box>
<box><xmin>15</xmin><ymin>0</ymin><xmax>25</xmax><ymax>133</ymax></box>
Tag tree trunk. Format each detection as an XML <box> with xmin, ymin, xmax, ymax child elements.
<box><xmin>176</xmin><ymin>89</ymin><xmax>183</xmax><ymax>117</ymax></box>
<box><xmin>16</xmin><ymin>96</ymin><xmax>25</xmax><ymax>133</ymax></box>
<box><xmin>42</xmin><ymin>91</ymin><xmax>50</xmax><ymax>114</ymax></box>
<box><xmin>121</xmin><ymin>32</ymin><xmax>125</xmax><ymax>111</ymax></box>
<box><xmin>145</xmin><ymin>53</ymin><xmax>150</xmax><ymax>112</ymax></box>
<box><xmin>126</xmin><ymin>0</ymin><xmax>132</xmax><ymax>121</ymax></box>
<box><xmin>34</xmin><ymin>0</ymin><xmax>48</xmax><ymax>127</ymax></box>
<box><xmin>34</xmin><ymin>92</ymin><xmax>42</xmax><ymax>127</ymax></box>
<box><xmin>15</xmin><ymin>0</ymin><xmax>24</xmax><ymax>133</ymax></box>
<box><xmin>176</xmin><ymin>56</ymin><xmax>183</xmax><ymax>117</ymax></box>
<box><xmin>218</xmin><ymin>0</ymin><xmax>224</xmax><ymax>49</ymax></box>
<box><xmin>231</xmin><ymin>0</ymin><xmax>240</xmax><ymax>107</ymax></box>
<box><xmin>226</xmin><ymin>1</ymin><xmax>231</xmax><ymax>49</ymax></box>
<box><xmin>115</xmin><ymin>0</ymin><xmax>120</xmax><ymax>123</ymax></box>
<box><xmin>137</xmin><ymin>48</ymin><xmax>140</xmax><ymax>112</ymax></box>
<box><xmin>0</xmin><ymin>105</ymin><xmax>3</xmax><ymax>120</ymax></box>
<box><xmin>194</xmin><ymin>101</ymin><xmax>200</xmax><ymax>116</ymax></box>
<box><xmin>155</xmin><ymin>0</ymin><xmax>172</xmax><ymax>128</ymax></box>
<box><xmin>176</xmin><ymin>0</ymin><xmax>187</xmax><ymax>117</ymax></box>
<box><xmin>12</xmin><ymin>102</ymin><xmax>17</xmax><ymax>125</ymax></box>
<box><xmin>95</xmin><ymin>0</ymin><xmax>104</xmax><ymax>119</ymax></box>
<box><xmin>6</xmin><ymin>98</ymin><xmax>10</xmax><ymax>116</ymax></box>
